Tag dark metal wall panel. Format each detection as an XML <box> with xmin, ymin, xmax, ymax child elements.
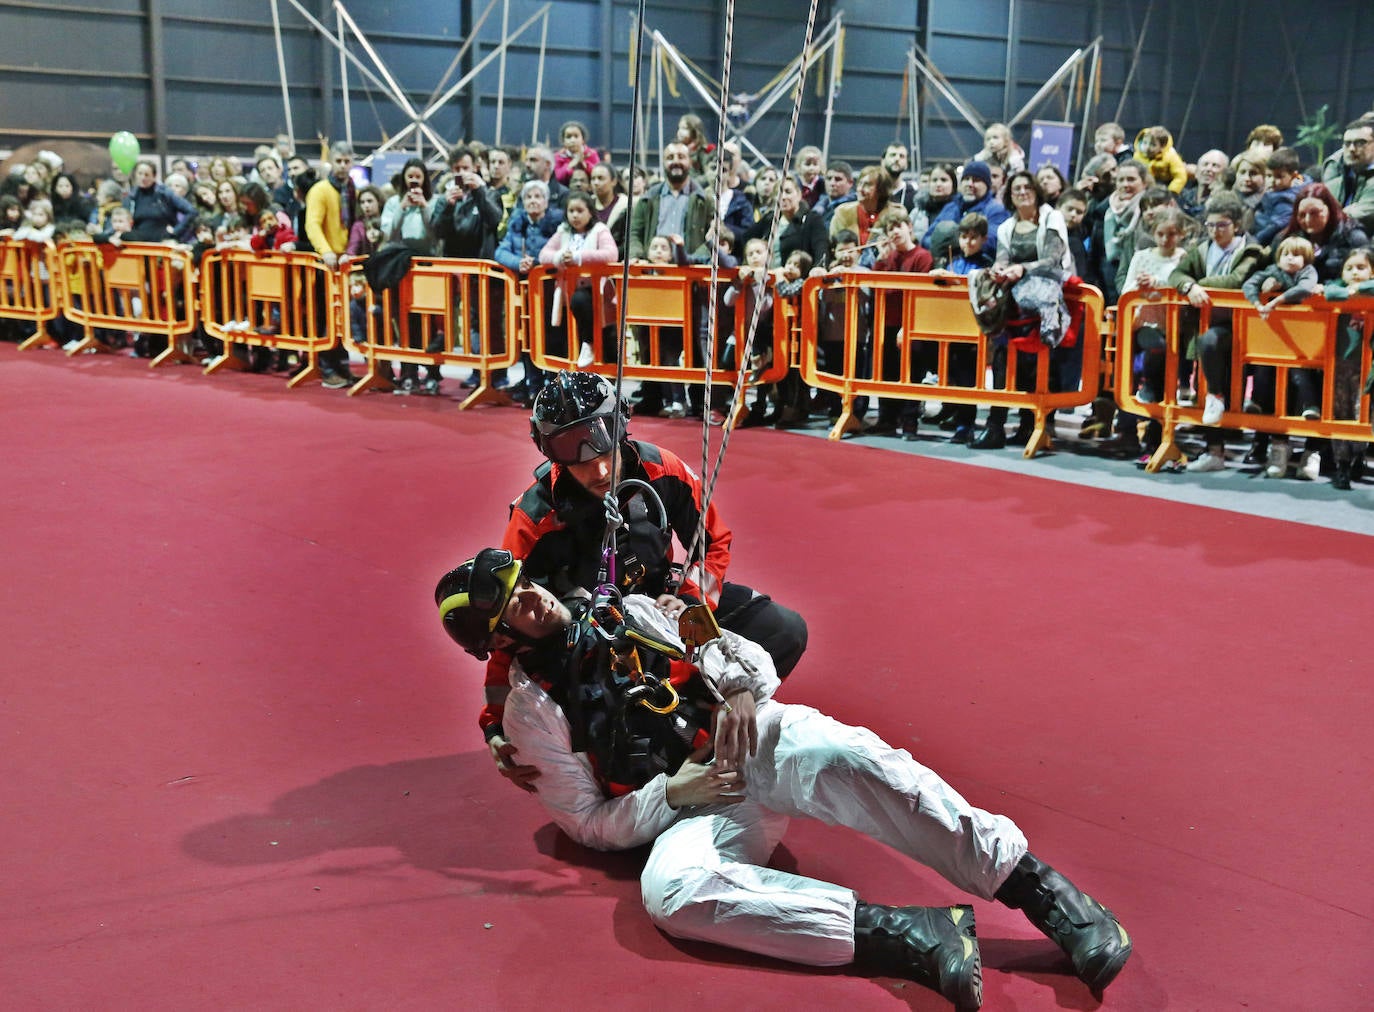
<box><xmin>3</xmin><ymin>0</ymin><xmax>1372</xmax><ymax>179</ymax></box>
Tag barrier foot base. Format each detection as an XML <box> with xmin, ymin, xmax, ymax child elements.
<box><xmin>149</xmin><ymin>339</ymin><xmax>196</xmax><ymax>370</ymax></box>
<box><xmin>1021</xmin><ymin>414</ymin><xmax>1053</xmax><ymax>459</ymax></box>
<box><xmin>459</xmin><ymin>383</ymin><xmax>514</xmax><ymax>411</ymax></box>
<box><xmin>287</xmin><ymin>362</ymin><xmax>321</xmax><ymax>388</ymax></box>
<box><xmin>829</xmin><ymin>410</ymin><xmax>863</xmax><ymax>441</ymax></box>
<box><xmin>64</xmin><ymin>335</ymin><xmax>113</xmax><ymax>357</ymax></box>
<box><xmin>204</xmin><ymin>351</ymin><xmax>247</xmax><ymax>375</ymax></box>
<box><xmin>17</xmin><ymin>332</ymin><xmax>54</xmax><ymax>351</ymax></box>
<box><xmin>1143</xmin><ymin>441</ymin><xmax>1186</xmax><ymax>474</ymax></box>
<box><xmin>347</xmin><ymin>368</ymin><xmax>396</xmax><ymax>397</ymax></box>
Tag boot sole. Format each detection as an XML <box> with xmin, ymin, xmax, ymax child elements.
<box><xmin>944</xmin><ymin>905</ymin><xmax>983</xmax><ymax>1010</ymax></box>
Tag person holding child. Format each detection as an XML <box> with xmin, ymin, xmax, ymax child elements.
<box><xmin>1322</xmin><ymin>247</ymin><xmax>1374</xmax><ymax>489</ymax></box>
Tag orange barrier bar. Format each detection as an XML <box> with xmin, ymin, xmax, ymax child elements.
<box><xmin>199</xmin><ymin>248</ymin><xmax>344</xmax><ymax>388</ymax></box>
<box><xmin>524</xmin><ymin>263</ymin><xmax>788</xmax><ymax>417</ymax></box>
<box><xmin>3</xmin><ymin>238</ymin><xmax>61</xmax><ymax>348</ymax></box>
<box><xmin>799</xmin><ymin>272</ymin><xmax>1105</xmax><ymax>453</ymax></box>
<box><xmin>1115</xmin><ymin>289</ymin><xmax>1374</xmax><ymax>472</ymax></box>
<box><xmin>52</xmin><ymin>241</ymin><xmax>198</xmax><ymax>367</ymax></box>
<box><xmin>347</xmin><ymin>256</ymin><xmax>521</xmax><ymax>406</ymax></box>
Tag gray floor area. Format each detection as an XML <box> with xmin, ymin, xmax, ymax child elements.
<box><xmin>779</xmin><ymin>404</ymin><xmax>1374</xmax><ymax>538</ymax></box>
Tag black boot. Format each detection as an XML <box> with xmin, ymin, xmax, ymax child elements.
<box><xmin>852</xmin><ymin>902</ymin><xmax>981</xmax><ymax>1009</ymax></box>
<box><xmin>969</xmin><ymin>424</ymin><xmax>1006</xmax><ymax>450</ymax></box>
<box><xmin>994</xmin><ymin>853</ymin><xmax>1131</xmax><ymax>992</ymax></box>
<box><xmin>1332</xmin><ymin>461</ymin><xmax>1353</xmax><ymax>491</ymax></box>
<box><xmin>1007</xmin><ymin>409</ymin><xmax>1036</xmax><ymax>446</ymax></box>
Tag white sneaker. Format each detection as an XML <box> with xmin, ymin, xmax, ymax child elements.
<box><xmin>1201</xmin><ymin>394</ymin><xmax>1225</xmax><ymax>425</ymax></box>
<box><xmin>61</xmin><ymin>339</ymin><xmax>80</xmax><ymax>352</ymax></box>
<box><xmin>576</xmin><ymin>343</ymin><xmax>595</xmax><ymax>368</ymax></box>
<box><xmin>1186</xmin><ymin>450</ymin><xmax>1226</xmax><ymax>473</ymax></box>
<box><xmin>1264</xmin><ymin>441</ymin><xmax>1291</xmax><ymax>479</ymax></box>
<box><xmin>1177</xmin><ymin>386</ymin><xmax>1196</xmax><ymax>406</ymax></box>
<box><xmin>660</xmin><ymin>402</ymin><xmax>686</xmax><ymax>419</ymax></box>
<box><xmin>1299</xmin><ymin>451</ymin><xmax>1321</xmax><ymax>481</ymax></box>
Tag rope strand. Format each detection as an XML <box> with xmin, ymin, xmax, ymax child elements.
<box><xmin>683</xmin><ymin>0</ymin><xmax>821</xmax><ymax>581</ymax></box>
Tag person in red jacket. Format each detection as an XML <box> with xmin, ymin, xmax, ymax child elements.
<box><xmin>479</xmin><ymin>370</ymin><xmax>808</xmax><ymax>790</ymax></box>
<box><xmin>870</xmin><ymin>205</ymin><xmax>934</xmax><ymax>438</ymax></box>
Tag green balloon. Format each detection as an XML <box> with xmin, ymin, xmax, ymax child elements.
<box><xmin>109</xmin><ymin>131</ymin><xmax>141</xmax><ymax>174</ymax></box>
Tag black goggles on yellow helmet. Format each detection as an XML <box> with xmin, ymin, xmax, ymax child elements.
<box><xmin>435</xmin><ymin>548</ymin><xmax>524</xmax><ymax>659</ymax></box>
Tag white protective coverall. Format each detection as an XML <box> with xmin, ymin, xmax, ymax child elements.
<box><xmin>502</xmin><ymin>596</ymin><xmax>1029</xmax><ymax>966</ymax></box>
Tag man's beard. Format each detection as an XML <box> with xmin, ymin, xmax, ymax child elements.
<box><xmin>666</xmin><ymin>165</ymin><xmax>688</xmax><ymax>184</ymax></box>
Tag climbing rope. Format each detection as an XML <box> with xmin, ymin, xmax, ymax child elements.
<box><xmin>682</xmin><ymin>0</ymin><xmax>821</xmax><ymax>587</ymax></box>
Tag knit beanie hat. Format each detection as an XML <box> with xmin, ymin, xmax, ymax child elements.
<box><xmin>962</xmin><ymin>161</ymin><xmax>992</xmax><ymax>188</ymax></box>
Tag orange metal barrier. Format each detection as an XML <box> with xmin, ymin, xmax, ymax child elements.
<box><xmin>3</xmin><ymin>239</ymin><xmax>61</xmax><ymax>347</ymax></box>
<box><xmin>199</xmin><ymin>248</ymin><xmax>344</xmax><ymax>388</ymax></box>
<box><xmin>523</xmin><ymin>264</ymin><xmax>789</xmax><ymax>409</ymax></box>
<box><xmin>51</xmin><ymin>241</ymin><xmax>198</xmax><ymax>366</ymax></box>
<box><xmin>346</xmin><ymin>256</ymin><xmax>521</xmax><ymax>406</ymax></box>
<box><xmin>1115</xmin><ymin>288</ymin><xmax>1374</xmax><ymax>471</ymax></box>
<box><xmin>799</xmin><ymin>272</ymin><xmax>1106</xmax><ymax>453</ymax></box>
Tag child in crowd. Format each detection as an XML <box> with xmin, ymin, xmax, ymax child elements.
<box><xmin>1</xmin><ymin>194</ymin><xmax>26</xmax><ymax>234</ymax></box>
<box><xmin>1243</xmin><ymin>235</ymin><xmax>1321</xmax><ymax>477</ymax></box>
<box><xmin>872</xmin><ymin>206</ymin><xmax>934</xmax><ymax>438</ymax></box>
<box><xmin>249</xmin><ymin>207</ymin><xmax>297</xmax><ymax>253</ymax></box>
<box><xmin>1134</xmin><ymin>126</ymin><xmax>1187</xmax><ymax>193</ymax></box>
<box><xmin>94</xmin><ymin>205</ymin><xmax>135</xmax><ymax>247</ymax></box>
<box><xmin>725</xmin><ymin>237</ymin><xmax>776</xmax><ymax>425</ymax></box>
<box><xmin>14</xmin><ymin>198</ymin><xmax>56</xmax><ymax>243</ymax></box>
<box><xmin>643</xmin><ymin>233</ymin><xmax>690</xmax><ymax>418</ymax></box>
<box><xmin>811</xmin><ymin>230</ymin><xmax>871</xmax><ymax>422</ymax></box>
<box><xmin>938</xmin><ymin>213</ymin><xmax>994</xmax><ymax>276</ymax></box>
<box><xmin>1057</xmin><ymin>190</ymin><xmax>1092</xmax><ymax>280</ymax></box>
<box><xmin>1120</xmin><ymin>206</ymin><xmax>1190</xmax><ymax>451</ymax></box>
<box><xmin>1253</xmin><ymin>147</ymin><xmax>1306</xmax><ymax>247</ymax></box>
<box><xmin>1243</xmin><ymin>235</ymin><xmax>1319</xmax><ymax>319</ymax></box>
<box><xmin>774</xmin><ymin>249</ymin><xmax>812</xmax><ymax>297</ymax></box>
<box><xmin>1323</xmin><ymin>247</ymin><xmax>1374</xmax><ymax>489</ymax></box>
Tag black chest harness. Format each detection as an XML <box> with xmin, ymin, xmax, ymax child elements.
<box><xmin>535</xmin><ymin>600</ymin><xmax>715</xmax><ymax>797</ymax></box>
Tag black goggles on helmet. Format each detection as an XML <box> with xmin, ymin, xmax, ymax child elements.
<box><xmin>543</xmin><ymin>415</ymin><xmax>618</xmax><ymax>465</ymax></box>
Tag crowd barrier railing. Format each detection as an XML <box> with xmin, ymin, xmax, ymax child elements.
<box><xmin>3</xmin><ymin>239</ymin><xmax>60</xmax><ymax>347</ymax></box>
<box><xmin>199</xmin><ymin>248</ymin><xmax>344</xmax><ymax>388</ymax></box>
<box><xmin>347</xmin><ymin>256</ymin><xmax>521</xmax><ymax>406</ymax></box>
<box><xmin>50</xmin><ymin>241</ymin><xmax>198</xmax><ymax>366</ymax></box>
<box><xmin>799</xmin><ymin>272</ymin><xmax>1106</xmax><ymax>454</ymax></box>
<box><xmin>524</xmin><ymin>263</ymin><xmax>790</xmax><ymax>419</ymax></box>
<box><xmin>1114</xmin><ymin>289</ymin><xmax>1374</xmax><ymax>472</ymax></box>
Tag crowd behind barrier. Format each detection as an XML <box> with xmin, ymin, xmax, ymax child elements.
<box><xmin>4</xmin><ymin>110</ymin><xmax>1374</xmax><ymax>488</ymax></box>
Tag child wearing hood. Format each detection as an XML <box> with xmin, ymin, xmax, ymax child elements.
<box><xmin>1134</xmin><ymin>126</ymin><xmax>1188</xmax><ymax>194</ymax></box>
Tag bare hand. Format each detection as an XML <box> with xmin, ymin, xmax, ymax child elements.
<box><xmin>712</xmin><ymin>689</ymin><xmax>758</xmax><ymax>771</ymax></box>
<box><xmin>665</xmin><ymin>743</ymin><xmax>745</xmax><ymax>808</ymax></box>
<box><xmin>489</xmin><ymin>734</ymin><xmax>540</xmax><ymax>792</ymax></box>
<box><xmin>654</xmin><ymin>594</ymin><xmax>687</xmax><ymax>619</ymax></box>
<box><xmin>1186</xmin><ymin>284</ymin><xmax>1211</xmax><ymax>308</ymax></box>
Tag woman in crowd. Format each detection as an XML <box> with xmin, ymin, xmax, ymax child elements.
<box><xmin>588</xmin><ymin>162</ymin><xmax>630</xmax><ymax>259</ymax></box>
<box><xmin>347</xmin><ymin>185</ymin><xmax>385</xmax><ymax>256</ymax></box>
<box><xmin>126</xmin><ymin>159</ymin><xmax>197</xmax><ymax>243</ymax></box>
<box><xmin>538</xmin><ymin>190</ymin><xmax>618</xmax><ymax>367</ymax></box>
<box><xmin>50</xmin><ymin>173</ymin><xmax>91</xmax><ymax>225</ymax></box>
<box><xmin>1228</xmin><ymin>153</ymin><xmax>1267</xmax><ymax>236</ymax></box>
<box><xmin>829</xmin><ymin>165</ymin><xmax>894</xmax><ymax>251</ymax></box>
<box><xmin>1096</xmin><ymin>160</ymin><xmax>1147</xmax><ymax>304</ymax></box>
<box><xmin>1035</xmin><ymin>165</ymin><xmax>1068</xmax><ymax>204</ymax></box>
<box><xmin>745</xmin><ymin>176</ymin><xmax>829</xmax><ymax>270</ymax></box>
<box><xmin>1263</xmin><ymin>183</ymin><xmax>1370</xmax><ymax>479</ymax></box>
<box><xmin>496</xmin><ymin>179</ymin><xmax>564</xmax><ymax>401</ymax></box>
<box><xmin>970</xmin><ymin>170</ymin><xmax>1074</xmax><ymax>449</ymax></box>
<box><xmin>210</xmin><ymin>179</ymin><xmax>243</xmax><ymax>237</ymax></box>
<box><xmin>553</xmin><ymin>120</ymin><xmax>600</xmax><ymax>185</ymax></box>
<box><xmin>380</xmin><ymin>157</ymin><xmax>438</xmax><ymax>254</ymax></box>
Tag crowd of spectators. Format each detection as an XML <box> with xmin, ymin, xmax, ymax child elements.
<box><xmin>4</xmin><ymin>111</ymin><xmax>1374</xmax><ymax>485</ymax></box>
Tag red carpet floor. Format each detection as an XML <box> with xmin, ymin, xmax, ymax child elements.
<box><xmin>3</xmin><ymin>342</ymin><xmax>1371</xmax><ymax>1009</ymax></box>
